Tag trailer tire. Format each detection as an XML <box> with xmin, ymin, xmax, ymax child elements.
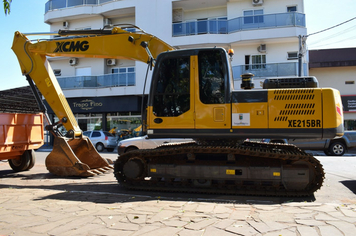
<box><xmin>26</xmin><ymin>150</ymin><xmax>36</xmax><ymax>170</ymax></box>
<box><xmin>8</xmin><ymin>150</ymin><xmax>34</xmax><ymax>172</ymax></box>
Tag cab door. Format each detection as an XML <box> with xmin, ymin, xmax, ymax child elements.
<box><xmin>193</xmin><ymin>49</ymin><xmax>231</xmax><ymax>130</ymax></box>
<box><xmin>147</xmin><ymin>53</ymin><xmax>195</xmax><ymax>132</ymax></box>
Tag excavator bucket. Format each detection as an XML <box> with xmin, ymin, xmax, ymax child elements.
<box><xmin>45</xmin><ymin>136</ymin><xmax>113</xmax><ymax>177</ymax></box>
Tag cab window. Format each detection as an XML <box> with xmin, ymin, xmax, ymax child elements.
<box><xmin>153</xmin><ymin>56</ymin><xmax>190</xmax><ymax>117</ymax></box>
<box><xmin>198</xmin><ymin>50</ymin><xmax>225</xmax><ymax>104</ymax></box>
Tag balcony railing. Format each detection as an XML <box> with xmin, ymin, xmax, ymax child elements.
<box><xmin>173</xmin><ymin>12</ymin><xmax>305</xmax><ymax>37</ymax></box>
<box><xmin>56</xmin><ymin>63</ymin><xmax>300</xmax><ymax>90</ymax></box>
<box><xmin>232</xmin><ymin>62</ymin><xmax>299</xmax><ymax>79</ymax></box>
<box><xmin>45</xmin><ymin>0</ymin><xmax>113</xmax><ymax>13</ymax></box>
<box><xmin>58</xmin><ymin>72</ymin><xmax>135</xmax><ymax>90</ymax></box>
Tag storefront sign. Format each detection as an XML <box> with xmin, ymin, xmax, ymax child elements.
<box><xmin>44</xmin><ymin>96</ymin><xmax>141</xmax><ymax>114</ymax></box>
<box><xmin>73</xmin><ymin>99</ymin><xmax>103</xmax><ymax>111</ymax></box>
<box><xmin>341</xmin><ymin>95</ymin><xmax>356</xmax><ymax>113</ymax></box>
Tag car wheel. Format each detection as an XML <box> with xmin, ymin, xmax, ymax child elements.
<box><xmin>329</xmin><ymin>142</ymin><xmax>346</xmax><ymax>156</ymax></box>
<box><xmin>125</xmin><ymin>146</ymin><xmax>138</xmax><ymax>153</ymax></box>
<box><xmin>96</xmin><ymin>143</ymin><xmax>105</xmax><ymax>152</ymax></box>
<box><xmin>106</xmin><ymin>148</ymin><xmax>114</xmax><ymax>152</ymax></box>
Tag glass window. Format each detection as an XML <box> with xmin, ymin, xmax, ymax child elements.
<box><xmin>53</xmin><ymin>69</ymin><xmax>61</xmax><ymax>76</ymax></box>
<box><xmin>92</xmin><ymin>131</ymin><xmax>101</xmax><ymax>137</ymax></box>
<box><xmin>112</xmin><ymin>67</ymin><xmax>135</xmax><ymax>86</ymax></box>
<box><xmin>244</xmin><ymin>10</ymin><xmax>264</xmax><ymax>24</ymax></box>
<box><xmin>153</xmin><ymin>57</ymin><xmax>190</xmax><ymax>117</ymax></box>
<box><xmin>251</xmin><ymin>55</ymin><xmax>266</xmax><ymax>69</ymax></box>
<box><xmin>287</xmin><ymin>6</ymin><xmax>297</xmax><ymax>12</ymax></box>
<box><xmin>287</xmin><ymin>52</ymin><xmax>298</xmax><ymax>60</ymax></box>
<box><xmin>198</xmin><ymin>50</ymin><xmax>226</xmax><ymax>104</ymax></box>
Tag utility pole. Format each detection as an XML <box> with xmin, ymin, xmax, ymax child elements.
<box><xmin>298</xmin><ymin>35</ymin><xmax>307</xmax><ymax>77</ymax></box>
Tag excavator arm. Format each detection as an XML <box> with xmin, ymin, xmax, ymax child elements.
<box><xmin>11</xmin><ymin>26</ymin><xmax>174</xmax><ymax>176</ymax></box>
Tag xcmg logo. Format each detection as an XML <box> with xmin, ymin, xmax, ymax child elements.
<box><xmin>54</xmin><ymin>41</ymin><xmax>89</xmax><ymax>53</ymax></box>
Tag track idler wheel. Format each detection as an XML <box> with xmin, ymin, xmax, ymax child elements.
<box><xmin>122</xmin><ymin>157</ymin><xmax>146</xmax><ymax>180</ymax></box>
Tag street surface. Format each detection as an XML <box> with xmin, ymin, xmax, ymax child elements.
<box><xmin>0</xmin><ymin>150</ymin><xmax>355</xmax><ymax>235</ymax></box>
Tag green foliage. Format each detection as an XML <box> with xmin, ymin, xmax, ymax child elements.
<box><xmin>3</xmin><ymin>0</ymin><xmax>11</xmax><ymax>15</ymax></box>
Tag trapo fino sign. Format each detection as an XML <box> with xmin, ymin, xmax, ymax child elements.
<box><xmin>73</xmin><ymin>99</ymin><xmax>103</xmax><ymax>111</ymax></box>
<box><xmin>44</xmin><ymin>96</ymin><xmax>141</xmax><ymax>114</ymax></box>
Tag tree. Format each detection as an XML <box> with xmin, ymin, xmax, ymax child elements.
<box><xmin>3</xmin><ymin>0</ymin><xmax>11</xmax><ymax>15</ymax></box>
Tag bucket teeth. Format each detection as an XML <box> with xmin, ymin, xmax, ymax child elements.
<box><xmin>90</xmin><ymin>169</ymin><xmax>103</xmax><ymax>175</ymax></box>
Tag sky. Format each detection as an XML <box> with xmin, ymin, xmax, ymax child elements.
<box><xmin>1</xmin><ymin>0</ymin><xmax>356</xmax><ymax>91</ymax></box>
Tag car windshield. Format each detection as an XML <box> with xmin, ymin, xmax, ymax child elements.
<box><xmin>103</xmin><ymin>131</ymin><xmax>114</xmax><ymax>137</ymax></box>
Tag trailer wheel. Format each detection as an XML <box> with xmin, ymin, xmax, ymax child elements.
<box><xmin>8</xmin><ymin>150</ymin><xmax>35</xmax><ymax>172</ymax></box>
<box><xmin>26</xmin><ymin>150</ymin><xmax>36</xmax><ymax>170</ymax></box>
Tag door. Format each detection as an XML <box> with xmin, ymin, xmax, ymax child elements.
<box><xmin>194</xmin><ymin>50</ymin><xmax>231</xmax><ymax>129</ymax></box>
<box><xmin>149</xmin><ymin>54</ymin><xmax>195</xmax><ymax>130</ymax></box>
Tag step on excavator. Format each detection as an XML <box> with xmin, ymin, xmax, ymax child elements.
<box><xmin>12</xmin><ymin>25</ymin><xmax>344</xmax><ymax>195</ymax></box>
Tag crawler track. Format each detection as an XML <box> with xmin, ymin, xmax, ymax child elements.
<box><xmin>114</xmin><ymin>141</ymin><xmax>324</xmax><ymax>196</ymax></box>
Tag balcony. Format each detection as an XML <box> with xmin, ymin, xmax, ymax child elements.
<box><xmin>173</xmin><ymin>12</ymin><xmax>305</xmax><ymax>37</ymax></box>
<box><xmin>232</xmin><ymin>62</ymin><xmax>300</xmax><ymax>79</ymax></box>
<box><xmin>57</xmin><ymin>72</ymin><xmax>135</xmax><ymax>90</ymax></box>
<box><xmin>45</xmin><ymin>0</ymin><xmax>114</xmax><ymax>13</ymax></box>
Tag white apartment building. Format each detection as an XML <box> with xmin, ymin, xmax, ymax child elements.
<box><xmin>44</xmin><ymin>0</ymin><xmax>307</xmax><ymax>133</ymax></box>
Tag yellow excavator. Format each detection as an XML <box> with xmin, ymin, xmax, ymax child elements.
<box><xmin>12</xmin><ymin>25</ymin><xmax>343</xmax><ymax>196</ymax></box>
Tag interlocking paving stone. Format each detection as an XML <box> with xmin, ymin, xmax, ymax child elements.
<box><xmin>297</xmin><ymin>226</ymin><xmax>319</xmax><ymax>236</ymax></box>
<box><xmin>1</xmin><ymin>187</ymin><xmax>356</xmax><ymax>236</ymax></box>
<box><xmin>318</xmin><ymin>225</ymin><xmax>344</xmax><ymax>236</ymax></box>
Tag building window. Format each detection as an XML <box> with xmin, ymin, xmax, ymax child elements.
<box><xmin>53</xmin><ymin>69</ymin><xmax>61</xmax><ymax>76</ymax></box>
<box><xmin>244</xmin><ymin>10</ymin><xmax>264</xmax><ymax>24</ymax></box>
<box><xmin>287</xmin><ymin>52</ymin><xmax>298</xmax><ymax>60</ymax></box>
<box><xmin>112</xmin><ymin>67</ymin><xmax>135</xmax><ymax>86</ymax></box>
<box><xmin>252</xmin><ymin>55</ymin><xmax>266</xmax><ymax>69</ymax></box>
<box><xmin>287</xmin><ymin>6</ymin><xmax>297</xmax><ymax>12</ymax></box>
<box><xmin>245</xmin><ymin>55</ymin><xmax>266</xmax><ymax>70</ymax></box>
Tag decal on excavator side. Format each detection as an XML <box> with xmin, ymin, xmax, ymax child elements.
<box><xmin>54</xmin><ymin>41</ymin><xmax>89</xmax><ymax>53</ymax></box>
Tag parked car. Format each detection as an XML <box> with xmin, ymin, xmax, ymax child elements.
<box><xmin>83</xmin><ymin>131</ymin><xmax>117</xmax><ymax>152</ymax></box>
<box><xmin>117</xmin><ymin>135</ymin><xmax>192</xmax><ymax>155</ymax></box>
<box><xmin>263</xmin><ymin>131</ymin><xmax>356</xmax><ymax>156</ymax></box>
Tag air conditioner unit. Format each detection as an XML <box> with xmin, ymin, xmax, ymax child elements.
<box><xmin>63</xmin><ymin>21</ymin><xmax>69</xmax><ymax>29</ymax></box>
<box><xmin>252</xmin><ymin>0</ymin><xmax>263</xmax><ymax>6</ymax></box>
<box><xmin>106</xmin><ymin>59</ymin><xmax>116</xmax><ymax>66</ymax></box>
<box><xmin>104</xmin><ymin>18</ymin><xmax>112</xmax><ymax>26</ymax></box>
<box><xmin>257</xmin><ymin>44</ymin><xmax>266</xmax><ymax>53</ymax></box>
<box><xmin>69</xmin><ymin>58</ymin><xmax>78</xmax><ymax>66</ymax></box>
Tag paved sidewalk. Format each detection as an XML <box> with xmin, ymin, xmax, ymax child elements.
<box><xmin>1</xmin><ymin>187</ymin><xmax>355</xmax><ymax>236</ymax></box>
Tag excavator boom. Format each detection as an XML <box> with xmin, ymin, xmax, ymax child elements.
<box><xmin>11</xmin><ymin>26</ymin><xmax>173</xmax><ymax>177</ymax></box>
